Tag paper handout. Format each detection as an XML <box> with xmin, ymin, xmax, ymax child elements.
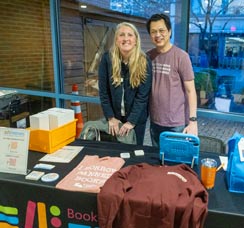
<box><xmin>39</xmin><ymin>146</ymin><xmax>83</xmax><ymax>163</ymax></box>
<box><xmin>0</xmin><ymin>127</ymin><xmax>29</xmax><ymax>175</ymax></box>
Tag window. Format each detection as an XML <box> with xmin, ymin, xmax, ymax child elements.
<box><xmin>189</xmin><ymin>0</ymin><xmax>244</xmax><ymax>113</ymax></box>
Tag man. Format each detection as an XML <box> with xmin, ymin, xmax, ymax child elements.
<box><xmin>146</xmin><ymin>13</ymin><xmax>198</xmax><ymax>147</ymax></box>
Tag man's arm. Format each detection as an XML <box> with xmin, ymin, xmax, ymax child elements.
<box><xmin>183</xmin><ymin>80</ymin><xmax>198</xmax><ymax>135</ymax></box>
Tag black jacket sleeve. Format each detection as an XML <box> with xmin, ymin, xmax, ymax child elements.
<box><xmin>98</xmin><ymin>52</ymin><xmax>115</xmax><ymax>119</ymax></box>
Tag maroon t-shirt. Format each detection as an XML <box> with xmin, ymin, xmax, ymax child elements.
<box><xmin>97</xmin><ymin>163</ymin><xmax>208</xmax><ymax>228</ymax></box>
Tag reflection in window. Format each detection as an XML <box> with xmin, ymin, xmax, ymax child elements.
<box><xmin>189</xmin><ymin>0</ymin><xmax>244</xmax><ymax>114</ymax></box>
<box><xmin>0</xmin><ymin>93</ymin><xmax>54</xmax><ymax>128</ymax></box>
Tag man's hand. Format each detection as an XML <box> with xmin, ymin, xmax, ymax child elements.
<box><xmin>183</xmin><ymin>121</ymin><xmax>198</xmax><ymax>136</ymax></box>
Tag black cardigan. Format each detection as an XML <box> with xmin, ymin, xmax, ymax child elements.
<box><xmin>98</xmin><ymin>51</ymin><xmax>152</xmax><ymax>125</ymax></box>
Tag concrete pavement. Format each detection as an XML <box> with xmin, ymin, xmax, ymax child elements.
<box><xmin>143</xmin><ymin>116</ymin><xmax>244</xmax><ymax>147</ymax></box>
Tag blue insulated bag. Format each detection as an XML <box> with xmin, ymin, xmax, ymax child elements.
<box><xmin>226</xmin><ymin>133</ymin><xmax>244</xmax><ymax>193</ymax></box>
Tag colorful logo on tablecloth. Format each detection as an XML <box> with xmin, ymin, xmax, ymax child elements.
<box><xmin>25</xmin><ymin>200</ymin><xmax>99</xmax><ymax>228</ymax></box>
<box><xmin>1</xmin><ymin>201</ymin><xmax>99</xmax><ymax>228</ymax></box>
<box><xmin>24</xmin><ymin>201</ymin><xmax>62</xmax><ymax>228</ymax></box>
<box><xmin>68</xmin><ymin>225</ymin><xmax>99</xmax><ymax>228</ymax></box>
<box><xmin>0</xmin><ymin>205</ymin><xmax>19</xmax><ymax>227</ymax></box>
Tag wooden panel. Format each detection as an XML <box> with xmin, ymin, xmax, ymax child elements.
<box><xmin>60</xmin><ymin>2</ymin><xmax>151</xmax><ymax>121</ymax></box>
<box><xmin>86</xmin><ymin>103</ymin><xmax>104</xmax><ymax>121</ymax></box>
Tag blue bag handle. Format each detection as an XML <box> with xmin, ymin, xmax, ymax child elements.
<box><xmin>159</xmin><ymin>132</ymin><xmax>200</xmax><ymax>167</ymax></box>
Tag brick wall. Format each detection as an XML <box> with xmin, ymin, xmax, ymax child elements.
<box><xmin>0</xmin><ymin>0</ymin><xmax>54</xmax><ymax>91</ymax></box>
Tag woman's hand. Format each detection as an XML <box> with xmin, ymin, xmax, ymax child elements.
<box><xmin>119</xmin><ymin>122</ymin><xmax>135</xmax><ymax>137</ymax></box>
<box><xmin>108</xmin><ymin>118</ymin><xmax>121</xmax><ymax>136</ymax></box>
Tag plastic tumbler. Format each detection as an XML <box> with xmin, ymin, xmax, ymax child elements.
<box><xmin>201</xmin><ymin>158</ymin><xmax>217</xmax><ymax>189</ymax></box>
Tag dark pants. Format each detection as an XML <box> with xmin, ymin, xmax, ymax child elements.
<box><xmin>150</xmin><ymin>121</ymin><xmax>185</xmax><ymax>148</ymax></box>
<box><xmin>134</xmin><ymin>122</ymin><xmax>146</xmax><ymax>145</ymax></box>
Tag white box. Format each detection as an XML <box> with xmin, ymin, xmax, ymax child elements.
<box><xmin>47</xmin><ymin>108</ymin><xmax>74</xmax><ymax>130</ymax></box>
<box><xmin>48</xmin><ymin>112</ymin><xmax>66</xmax><ymax>130</ymax></box>
<box><xmin>29</xmin><ymin>113</ymin><xmax>50</xmax><ymax>130</ymax></box>
<box><xmin>48</xmin><ymin>108</ymin><xmax>74</xmax><ymax>121</ymax></box>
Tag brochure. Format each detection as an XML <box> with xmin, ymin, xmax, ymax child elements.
<box><xmin>39</xmin><ymin>146</ymin><xmax>83</xmax><ymax>163</ymax></box>
<box><xmin>0</xmin><ymin>127</ymin><xmax>29</xmax><ymax>175</ymax></box>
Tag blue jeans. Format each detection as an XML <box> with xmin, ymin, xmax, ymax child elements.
<box><xmin>150</xmin><ymin>122</ymin><xmax>185</xmax><ymax>148</ymax></box>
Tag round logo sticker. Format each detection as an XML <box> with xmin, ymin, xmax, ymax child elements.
<box><xmin>41</xmin><ymin>173</ymin><xmax>59</xmax><ymax>182</ymax></box>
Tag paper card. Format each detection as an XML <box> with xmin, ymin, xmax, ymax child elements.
<box><xmin>215</xmin><ymin>97</ymin><xmax>231</xmax><ymax>112</ymax></box>
<box><xmin>219</xmin><ymin>156</ymin><xmax>228</xmax><ymax>171</ymax></box>
<box><xmin>0</xmin><ymin>127</ymin><xmax>29</xmax><ymax>175</ymax></box>
<box><xmin>25</xmin><ymin>171</ymin><xmax>45</xmax><ymax>181</ymax></box>
<box><xmin>39</xmin><ymin>146</ymin><xmax>83</xmax><ymax>163</ymax></box>
<box><xmin>238</xmin><ymin>138</ymin><xmax>244</xmax><ymax>162</ymax></box>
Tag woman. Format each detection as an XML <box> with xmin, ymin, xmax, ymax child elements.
<box><xmin>98</xmin><ymin>22</ymin><xmax>152</xmax><ymax>145</ymax></box>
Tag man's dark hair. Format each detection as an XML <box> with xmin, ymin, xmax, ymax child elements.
<box><xmin>146</xmin><ymin>14</ymin><xmax>172</xmax><ymax>34</ymax></box>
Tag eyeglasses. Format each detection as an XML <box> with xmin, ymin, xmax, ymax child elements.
<box><xmin>150</xmin><ymin>28</ymin><xmax>168</xmax><ymax>36</ymax></box>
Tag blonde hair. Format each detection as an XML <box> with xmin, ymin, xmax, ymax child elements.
<box><xmin>110</xmin><ymin>22</ymin><xmax>147</xmax><ymax>88</ymax></box>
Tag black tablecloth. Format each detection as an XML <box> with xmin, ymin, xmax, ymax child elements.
<box><xmin>0</xmin><ymin>139</ymin><xmax>243</xmax><ymax>228</ymax></box>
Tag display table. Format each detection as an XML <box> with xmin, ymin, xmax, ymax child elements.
<box><xmin>0</xmin><ymin>140</ymin><xmax>243</xmax><ymax>228</ymax></box>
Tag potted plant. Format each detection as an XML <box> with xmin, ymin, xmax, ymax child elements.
<box><xmin>194</xmin><ymin>70</ymin><xmax>217</xmax><ymax>106</ymax></box>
